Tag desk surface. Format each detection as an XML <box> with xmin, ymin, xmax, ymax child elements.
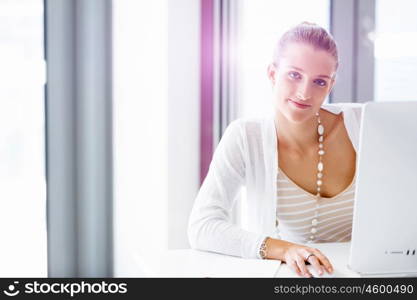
<box><xmin>134</xmin><ymin>242</ymin><xmax>360</xmax><ymax>277</ymax></box>
<box><xmin>136</xmin><ymin>249</ymin><xmax>281</xmax><ymax>277</ymax></box>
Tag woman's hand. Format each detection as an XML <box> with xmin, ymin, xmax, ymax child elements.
<box><xmin>265</xmin><ymin>238</ymin><xmax>333</xmax><ymax>278</ymax></box>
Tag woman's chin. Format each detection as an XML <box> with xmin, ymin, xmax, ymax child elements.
<box><xmin>282</xmin><ymin>107</ymin><xmax>314</xmax><ymax>123</ymax></box>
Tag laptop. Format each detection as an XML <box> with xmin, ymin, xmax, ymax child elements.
<box><xmin>348</xmin><ymin>101</ymin><xmax>417</xmax><ymax>276</ymax></box>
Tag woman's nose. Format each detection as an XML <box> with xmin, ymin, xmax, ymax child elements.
<box><xmin>296</xmin><ymin>93</ymin><xmax>310</xmax><ymax>100</ymax></box>
<box><xmin>296</xmin><ymin>83</ymin><xmax>312</xmax><ymax>101</ymax></box>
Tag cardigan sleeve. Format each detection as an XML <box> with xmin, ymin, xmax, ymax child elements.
<box><xmin>187</xmin><ymin>119</ymin><xmax>266</xmax><ymax>259</ymax></box>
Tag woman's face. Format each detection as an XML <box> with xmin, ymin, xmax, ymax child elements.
<box><xmin>268</xmin><ymin>42</ymin><xmax>336</xmax><ymax>123</ymax></box>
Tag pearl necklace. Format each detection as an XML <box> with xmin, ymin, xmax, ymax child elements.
<box><xmin>309</xmin><ymin>112</ymin><xmax>324</xmax><ymax>242</ymax></box>
<box><xmin>316</xmin><ymin>112</ymin><xmax>324</xmax><ymax>199</ymax></box>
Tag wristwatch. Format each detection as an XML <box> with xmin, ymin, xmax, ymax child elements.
<box><xmin>259</xmin><ymin>237</ymin><xmax>270</xmax><ymax>259</ymax></box>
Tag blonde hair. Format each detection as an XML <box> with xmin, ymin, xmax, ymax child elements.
<box><xmin>273</xmin><ymin>22</ymin><xmax>339</xmax><ymax>71</ymax></box>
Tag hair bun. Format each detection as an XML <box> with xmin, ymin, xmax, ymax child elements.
<box><xmin>300</xmin><ymin>21</ymin><xmax>317</xmax><ymax>26</ymax></box>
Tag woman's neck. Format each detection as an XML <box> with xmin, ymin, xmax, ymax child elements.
<box><xmin>275</xmin><ymin>111</ymin><xmax>318</xmax><ymax>157</ymax></box>
<box><xmin>275</xmin><ymin>109</ymin><xmax>342</xmax><ymax>158</ymax></box>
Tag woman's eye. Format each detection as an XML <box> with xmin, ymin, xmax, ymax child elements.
<box><xmin>289</xmin><ymin>72</ymin><xmax>301</xmax><ymax>79</ymax></box>
<box><xmin>314</xmin><ymin>79</ymin><xmax>327</xmax><ymax>87</ymax></box>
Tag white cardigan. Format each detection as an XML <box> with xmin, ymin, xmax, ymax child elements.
<box><xmin>188</xmin><ymin>103</ymin><xmax>363</xmax><ymax>259</ymax></box>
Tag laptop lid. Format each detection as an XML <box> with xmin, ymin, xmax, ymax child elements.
<box><xmin>349</xmin><ymin>101</ymin><xmax>417</xmax><ymax>276</ymax></box>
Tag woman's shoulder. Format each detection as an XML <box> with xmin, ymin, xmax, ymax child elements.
<box><xmin>232</xmin><ymin>115</ymin><xmax>274</xmax><ymax>128</ymax></box>
<box><xmin>321</xmin><ymin>102</ymin><xmax>363</xmax><ymax>125</ymax></box>
<box><xmin>229</xmin><ymin>115</ymin><xmax>274</xmax><ymax>138</ymax></box>
<box><xmin>321</xmin><ymin>102</ymin><xmax>364</xmax><ymax>113</ymax></box>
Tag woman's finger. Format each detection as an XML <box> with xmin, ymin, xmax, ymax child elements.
<box><xmin>288</xmin><ymin>259</ymin><xmax>302</xmax><ymax>277</ymax></box>
<box><xmin>307</xmin><ymin>255</ymin><xmax>324</xmax><ymax>276</ymax></box>
<box><xmin>311</xmin><ymin>248</ymin><xmax>333</xmax><ymax>273</ymax></box>
<box><xmin>295</xmin><ymin>255</ymin><xmax>311</xmax><ymax>277</ymax></box>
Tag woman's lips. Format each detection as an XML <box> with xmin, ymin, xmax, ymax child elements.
<box><xmin>287</xmin><ymin>98</ymin><xmax>312</xmax><ymax>109</ymax></box>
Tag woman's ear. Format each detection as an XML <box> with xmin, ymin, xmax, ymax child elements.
<box><xmin>267</xmin><ymin>63</ymin><xmax>277</xmax><ymax>86</ymax></box>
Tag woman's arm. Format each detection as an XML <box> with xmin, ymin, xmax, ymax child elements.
<box><xmin>187</xmin><ymin>119</ymin><xmax>266</xmax><ymax>258</ymax></box>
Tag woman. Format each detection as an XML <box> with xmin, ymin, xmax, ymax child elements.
<box><xmin>188</xmin><ymin>22</ymin><xmax>362</xmax><ymax>278</ymax></box>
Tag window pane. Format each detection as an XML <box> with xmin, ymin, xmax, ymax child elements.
<box><xmin>238</xmin><ymin>0</ymin><xmax>330</xmax><ymax>118</ymax></box>
<box><xmin>374</xmin><ymin>0</ymin><xmax>417</xmax><ymax>101</ymax></box>
<box><xmin>0</xmin><ymin>0</ymin><xmax>46</xmax><ymax>276</ymax></box>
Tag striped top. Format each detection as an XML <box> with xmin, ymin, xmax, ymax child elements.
<box><xmin>276</xmin><ymin>168</ymin><xmax>355</xmax><ymax>244</ymax></box>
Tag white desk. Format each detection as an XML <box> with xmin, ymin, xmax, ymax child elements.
<box><xmin>134</xmin><ymin>249</ymin><xmax>281</xmax><ymax>277</ymax></box>
<box><xmin>133</xmin><ymin>242</ymin><xmax>363</xmax><ymax>277</ymax></box>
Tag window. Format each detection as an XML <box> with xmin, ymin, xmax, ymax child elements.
<box><xmin>374</xmin><ymin>0</ymin><xmax>417</xmax><ymax>102</ymax></box>
<box><xmin>0</xmin><ymin>0</ymin><xmax>46</xmax><ymax>276</ymax></box>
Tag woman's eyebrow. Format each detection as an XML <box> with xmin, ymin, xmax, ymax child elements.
<box><xmin>288</xmin><ymin>65</ymin><xmax>331</xmax><ymax>79</ymax></box>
